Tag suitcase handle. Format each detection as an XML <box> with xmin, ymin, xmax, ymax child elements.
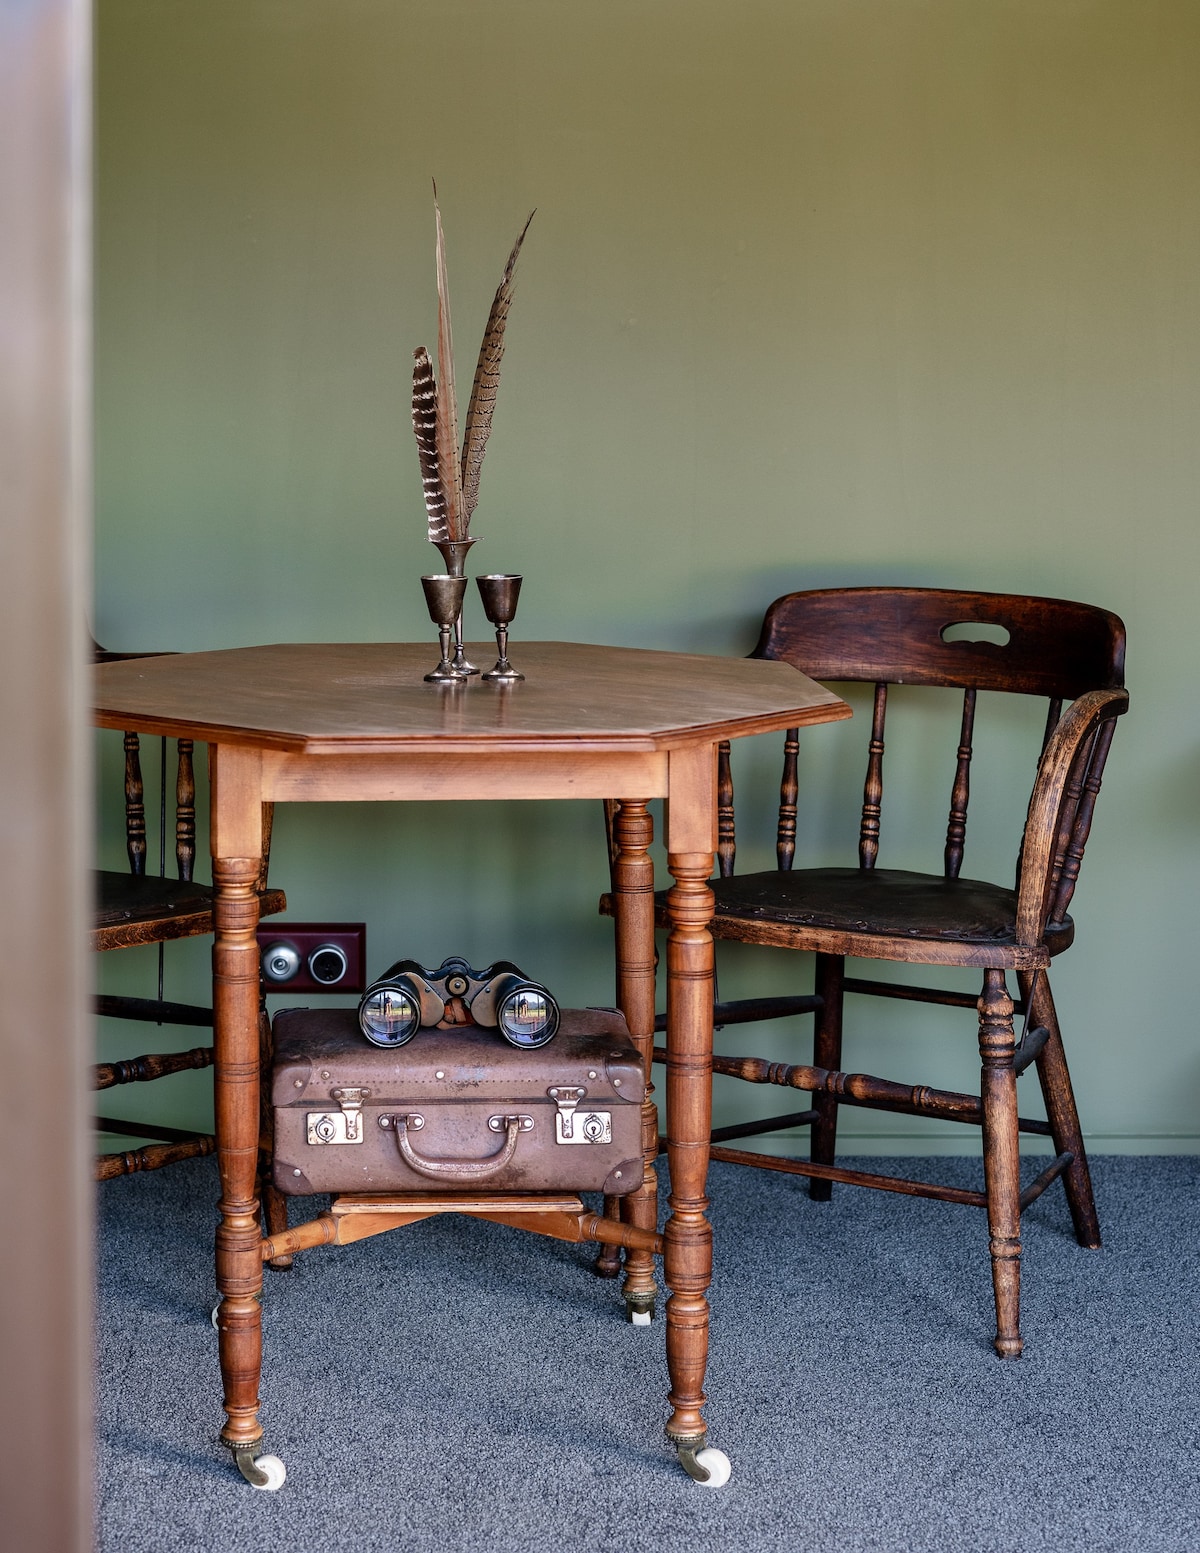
<box><xmin>384</xmin><ymin>1112</ymin><xmax>531</xmax><ymax>1180</ymax></box>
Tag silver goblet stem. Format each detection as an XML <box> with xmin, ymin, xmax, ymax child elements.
<box><xmin>450</xmin><ymin>616</ymin><xmax>477</xmax><ymax>678</ymax></box>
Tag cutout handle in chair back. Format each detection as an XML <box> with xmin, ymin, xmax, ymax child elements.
<box><xmin>940</xmin><ymin>620</ymin><xmax>1011</xmax><ymax>647</ymax></box>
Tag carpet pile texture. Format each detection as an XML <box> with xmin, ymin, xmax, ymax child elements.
<box><xmin>97</xmin><ymin>1154</ymin><xmax>1200</xmax><ymax>1551</ymax></box>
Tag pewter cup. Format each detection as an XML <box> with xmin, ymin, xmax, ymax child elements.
<box><xmin>420</xmin><ymin>574</ymin><xmax>468</xmax><ymax>683</ymax></box>
<box><xmin>476</xmin><ymin>574</ymin><xmax>524</xmax><ymax>682</ymax></box>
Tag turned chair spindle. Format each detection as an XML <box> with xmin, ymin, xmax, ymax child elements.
<box><xmin>858</xmin><ymin>682</ymin><xmax>887</xmax><ymax>870</ymax></box>
<box><xmin>776</xmin><ymin>729</ymin><xmax>800</xmax><ymax>871</ymax></box>
<box><xmin>943</xmin><ymin>688</ymin><xmax>976</xmax><ymax>880</ymax></box>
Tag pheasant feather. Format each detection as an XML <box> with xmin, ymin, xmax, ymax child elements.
<box><xmin>460</xmin><ymin>210</ymin><xmax>535</xmax><ymax>527</ymax></box>
<box><xmin>411</xmin><ymin>346</ymin><xmax>449</xmax><ymax>544</ymax></box>
<box><xmin>411</xmin><ymin>191</ymin><xmax>535</xmax><ymax>546</ymax></box>
<box><xmin>433</xmin><ymin>186</ymin><xmax>464</xmax><ymax>540</ymax></box>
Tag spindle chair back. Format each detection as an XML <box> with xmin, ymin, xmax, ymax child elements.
<box><xmin>735</xmin><ymin>586</ymin><xmax>1123</xmax><ymax>876</ymax></box>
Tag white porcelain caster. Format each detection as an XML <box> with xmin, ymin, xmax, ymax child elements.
<box><xmin>693</xmin><ymin>1447</ymin><xmax>732</xmax><ymax>1488</ymax></box>
<box><xmin>247</xmin><ymin>1454</ymin><xmax>287</xmax><ymax>1492</ymax></box>
<box><xmin>233</xmin><ymin>1447</ymin><xmax>287</xmax><ymax>1491</ymax></box>
<box><xmin>624</xmin><ymin>1294</ymin><xmax>655</xmax><ymax>1326</ymax></box>
<box><xmin>678</xmin><ymin>1442</ymin><xmax>732</xmax><ymax>1487</ymax></box>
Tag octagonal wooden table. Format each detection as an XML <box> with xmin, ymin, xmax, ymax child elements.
<box><xmin>93</xmin><ymin>640</ymin><xmax>849</xmax><ymax>1487</ymax></box>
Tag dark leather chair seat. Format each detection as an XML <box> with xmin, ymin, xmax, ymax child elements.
<box><xmin>709</xmin><ymin>867</ymin><xmax>1074</xmax><ymax>951</ymax></box>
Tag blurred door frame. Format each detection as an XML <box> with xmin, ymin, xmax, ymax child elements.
<box><xmin>0</xmin><ymin>1</ymin><xmax>94</xmax><ymax>1548</ymax></box>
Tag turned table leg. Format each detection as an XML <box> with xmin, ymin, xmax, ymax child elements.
<box><xmin>611</xmin><ymin>799</ymin><xmax>659</xmax><ymax>1321</ymax></box>
<box><xmin>663</xmin><ymin>746</ymin><xmax>724</xmax><ymax>1480</ymax></box>
<box><xmin>213</xmin><ymin>855</ymin><xmax>267</xmax><ymax>1447</ymax></box>
<box><xmin>211</xmin><ymin>748</ymin><xmax>283</xmax><ymax>1488</ymax></box>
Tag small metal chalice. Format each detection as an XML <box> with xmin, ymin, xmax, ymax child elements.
<box><xmin>420</xmin><ymin>574</ymin><xmax>469</xmax><ymax>683</ymax></box>
<box><xmin>475</xmin><ymin>574</ymin><xmax>524</xmax><ymax>683</ymax></box>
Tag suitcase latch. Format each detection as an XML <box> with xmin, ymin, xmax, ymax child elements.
<box><xmin>548</xmin><ymin>1086</ymin><xmax>613</xmax><ymax>1145</ymax></box>
<box><xmin>306</xmin><ymin>1086</ymin><xmax>370</xmax><ymax>1146</ymax></box>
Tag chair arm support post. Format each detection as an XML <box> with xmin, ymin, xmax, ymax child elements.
<box><xmin>1015</xmin><ymin>688</ymin><xmax>1128</xmax><ymax>945</ymax></box>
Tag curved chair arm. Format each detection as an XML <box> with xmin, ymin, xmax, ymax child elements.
<box><xmin>1015</xmin><ymin>686</ymin><xmax>1129</xmax><ymax>946</ymax></box>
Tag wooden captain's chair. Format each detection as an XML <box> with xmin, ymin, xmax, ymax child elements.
<box><xmin>604</xmin><ymin>588</ymin><xmax>1127</xmax><ymax>1357</ymax></box>
<box><xmin>93</xmin><ymin>646</ymin><xmax>287</xmax><ymax>1224</ymax></box>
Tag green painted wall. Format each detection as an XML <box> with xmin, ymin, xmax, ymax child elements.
<box><xmin>95</xmin><ymin>0</ymin><xmax>1200</xmax><ymax>1153</ymax></box>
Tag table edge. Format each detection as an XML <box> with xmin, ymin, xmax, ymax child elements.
<box><xmin>93</xmin><ymin>698</ymin><xmax>852</xmax><ymax>753</ymax></box>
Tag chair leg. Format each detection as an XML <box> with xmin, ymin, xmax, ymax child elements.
<box><xmin>1019</xmin><ymin>970</ymin><xmax>1101</xmax><ymax>1250</ymax></box>
<box><xmin>978</xmin><ymin>968</ymin><xmax>1022</xmax><ymax>1358</ymax></box>
<box><xmin>257</xmin><ymin>1003</ymin><xmax>292</xmax><ymax>1270</ymax></box>
<box><xmin>808</xmin><ymin>953</ymin><xmax>844</xmax><ymax>1202</ymax></box>
<box><xmin>607</xmin><ymin>798</ymin><xmax>660</xmax><ymax>1316</ymax></box>
<box><xmin>594</xmin><ymin>1195</ymin><xmax>625</xmax><ymax>1279</ymax></box>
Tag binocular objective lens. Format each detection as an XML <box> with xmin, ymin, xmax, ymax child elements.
<box><xmin>496</xmin><ymin>988</ymin><xmax>559</xmax><ymax>1049</ymax></box>
<box><xmin>359</xmin><ymin>987</ymin><xmax>420</xmax><ymax>1047</ymax></box>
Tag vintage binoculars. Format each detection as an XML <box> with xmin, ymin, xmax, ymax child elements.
<box><xmin>358</xmin><ymin>956</ymin><xmax>560</xmax><ymax>1051</ymax></box>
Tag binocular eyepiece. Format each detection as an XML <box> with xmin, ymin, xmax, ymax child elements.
<box><xmin>358</xmin><ymin>956</ymin><xmax>560</xmax><ymax>1050</ymax></box>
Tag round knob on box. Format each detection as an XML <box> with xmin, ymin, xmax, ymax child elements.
<box><xmin>261</xmin><ymin>941</ymin><xmax>301</xmax><ymax>982</ymax></box>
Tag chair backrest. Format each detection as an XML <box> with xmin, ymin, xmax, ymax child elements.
<box><xmin>116</xmin><ymin>728</ymin><xmax>199</xmax><ymax>881</ymax></box>
<box><xmin>93</xmin><ymin>643</ymin><xmax>197</xmax><ymax>881</ymax></box>
<box><xmin>94</xmin><ymin>641</ymin><xmax>274</xmax><ymax>891</ymax></box>
<box><xmin>718</xmin><ymin>587</ymin><xmax>1127</xmax><ymax>941</ymax></box>
<box><xmin>752</xmin><ymin>587</ymin><xmax>1125</xmax><ymax>698</ymax></box>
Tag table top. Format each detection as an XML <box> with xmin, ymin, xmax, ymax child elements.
<box><xmin>93</xmin><ymin>641</ymin><xmax>850</xmax><ymax>755</ymax></box>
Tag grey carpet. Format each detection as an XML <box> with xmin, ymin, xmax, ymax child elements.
<box><xmin>97</xmin><ymin>1155</ymin><xmax>1200</xmax><ymax>1553</ymax></box>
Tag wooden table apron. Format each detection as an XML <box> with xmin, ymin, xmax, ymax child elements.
<box><xmin>94</xmin><ymin>641</ymin><xmax>850</xmax><ymax>1460</ymax></box>
<box><xmin>209</xmin><ymin>739</ymin><xmax>716</xmax><ymax>1449</ymax></box>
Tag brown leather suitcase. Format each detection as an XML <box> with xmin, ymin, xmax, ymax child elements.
<box><xmin>271</xmin><ymin>1005</ymin><xmax>645</xmax><ymax>1196</ymax></box>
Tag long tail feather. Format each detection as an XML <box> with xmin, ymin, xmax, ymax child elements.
<box><xmin>412</xmin><ymin>346</ymin><xmax>449</xmax><ymax>544</ymax></box>
<box><xmin>432</xmin><ymin>185</ymin><xmax>464</xmax><ymax>539</ymax></box>
<box><xmin>460</xmin><ymin>210</ymin><xmax>535</xmax><ymax>528</ymax></box>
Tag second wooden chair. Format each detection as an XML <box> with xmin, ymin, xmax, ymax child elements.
<box><xmin>605</xmin><ymin>587</ymin><xmax>1127</xmax><ymax>1356</ymax></box>
<box><xmin>93</xmin><ymin>646</ymin><xmax>290</xmax><ymax>1252</ymax></box>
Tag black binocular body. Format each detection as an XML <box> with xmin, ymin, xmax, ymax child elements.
<box><xmin>358</xmin><ymin>957</ymin><xmax>560</xmax><ymax>1050</ymax></box>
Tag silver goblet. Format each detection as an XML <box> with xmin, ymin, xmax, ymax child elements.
<box><xmin>420</xmin><ymin>574</ymin><xmax>469</xmax><ymax>683</ymax></box>
<box><xmin>475</xmin><ymin>574</ymin><xmax>524</xmax><ymax>683</ymax></box>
